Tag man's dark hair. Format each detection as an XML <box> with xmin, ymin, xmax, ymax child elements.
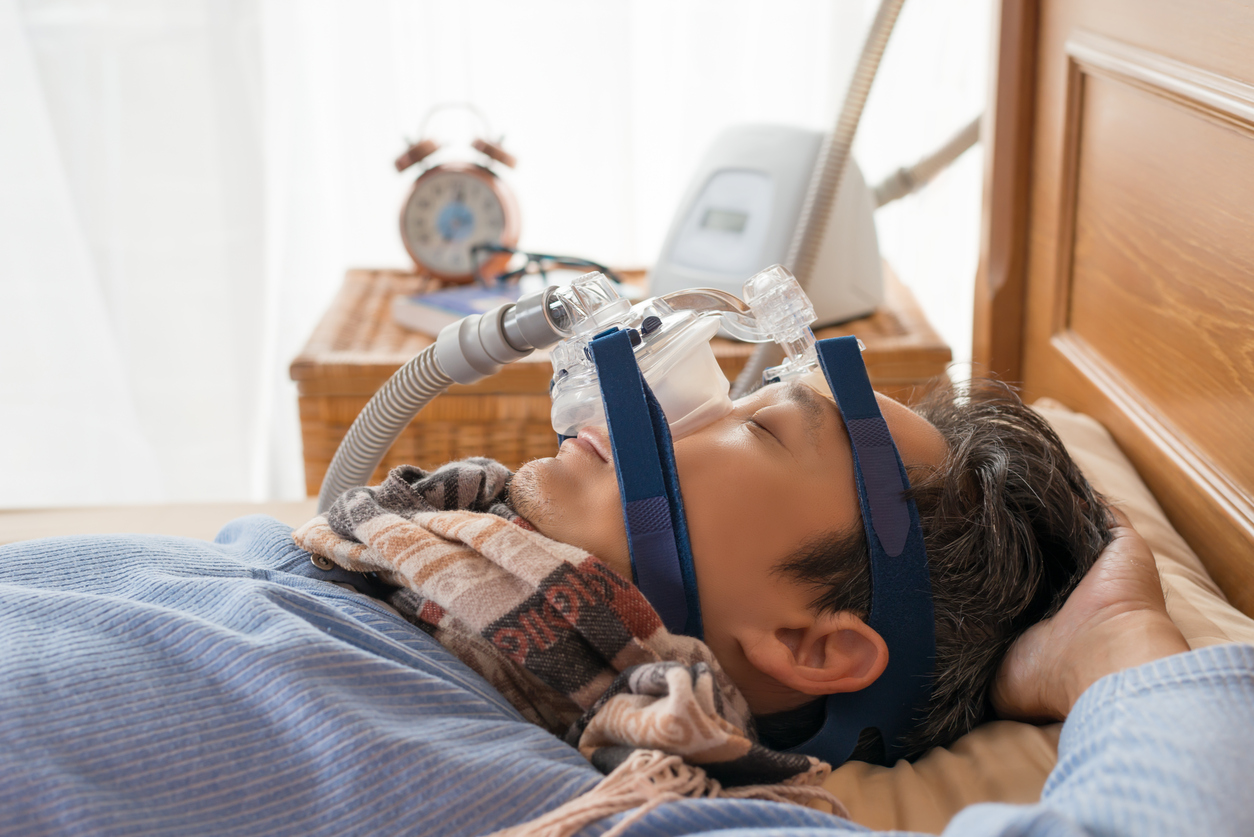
<box><xmin>756</xmin><ymin>377</ymin><xmax>1112</xmax><ymax>761</ymax></box>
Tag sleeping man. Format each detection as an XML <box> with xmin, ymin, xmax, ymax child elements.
<box><xmin>4</xmin><ymin>361</ymin><xmax>1252</xmax><ymax>836</ymax></box>
<box><xmin>295</xmin><ymin>366</ymin><xmax>1110</xmax><ymax>782</ymax></box>
<box><xmin>510</xmin><ymin>374</ymin><xmax>1109</xmax><ymax>760</ymax></box>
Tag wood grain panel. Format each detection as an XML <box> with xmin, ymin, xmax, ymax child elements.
<box><xmin>1005</xmin><ymin>1</ymin><xmax>1254</xmax><ymax>616</ymax></box>
<box><xmin>1051</xmin><ymin>35</ymin><xmax>1254</xmax><ymax>614</ymax></box>
<box><xmin>1064</xmin><ymin>69</ymin><xmax>1254</xmax><ymax>485</ymax></box>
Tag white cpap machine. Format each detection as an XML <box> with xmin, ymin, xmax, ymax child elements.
<box><xmin>647</xmin><ymin>124</ymin><xmax>884</xmax><ymax>328</ymax></box>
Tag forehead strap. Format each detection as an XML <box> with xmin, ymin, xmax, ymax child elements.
<box><xmin>783</xmin><ymin>335</ymin><xmax>936</xmax><ymax>766</ymax></box>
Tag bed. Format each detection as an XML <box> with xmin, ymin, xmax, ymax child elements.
<box><xmin>3</xmin><ymin>0</ymin><xmax>1254</xmax><ymax>834</ymax></box>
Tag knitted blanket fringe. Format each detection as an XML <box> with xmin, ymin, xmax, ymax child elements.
<box><xmin>485</xmin><ymin>749</ymin><xmax>848</xmax><ymax>837</ymax></box>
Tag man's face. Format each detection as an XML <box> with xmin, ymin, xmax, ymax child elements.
<box><xmin>510</xmin><ymin>378</ymin><xmax>946</xmax><ymax>708</ymax></box>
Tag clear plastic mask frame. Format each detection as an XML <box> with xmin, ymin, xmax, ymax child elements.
<box><xmin>547</xmin><ymin>265</ymin><xmax>829</xmax><ymax>439</ymax></box>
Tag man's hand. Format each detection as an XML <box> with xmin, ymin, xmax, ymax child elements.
<box><xmin>992</xmin><ymin>509</ymin><xmax>1191</xmax><ymax>723</ymax></box>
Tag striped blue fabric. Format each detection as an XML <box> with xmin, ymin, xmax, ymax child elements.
<box><xmin>4</xmin><ymin>516</ymin><xmax>1254</xmax><ymax>837</ymax></box>
<box><xmin>0</xmin><ymin>516</ymin><xmax>600</xmax><ymax>836</ymax></box>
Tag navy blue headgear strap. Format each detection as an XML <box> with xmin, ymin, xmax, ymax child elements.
<box><xmin>588</xmin><ymin>329</ymin><xmax>703</xmax><ymax>639</ymax></box>
<box><xmin>784</xmin><ymin>335</ymin><xmax>936</xmax><ymax>765</ymax></box>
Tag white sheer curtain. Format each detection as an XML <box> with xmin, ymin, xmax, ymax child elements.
<box><xmin>0</xmin><ymin>0</ymin><xmax>989</xmax><ymax>508</ymax></box>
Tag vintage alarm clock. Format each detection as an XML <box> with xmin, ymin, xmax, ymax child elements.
<box><xmin>395</xmin><ymin>106</ymin><xmax>521</xmax><ymax>283</ymax></box>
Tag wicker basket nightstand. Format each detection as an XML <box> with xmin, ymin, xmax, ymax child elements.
<box><xmin>290</xmin><ymin>266</ymin><xmax>951</xmax><ymax>497</ymax></box>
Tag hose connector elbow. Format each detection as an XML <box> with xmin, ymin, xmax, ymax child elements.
<box><xmin>434</xmin><ymin>285</ymin><xmax>575</xmax><ymax>385</ymax></box>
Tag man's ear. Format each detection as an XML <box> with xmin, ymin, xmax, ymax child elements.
<box><xmin>743</xmin><ymin>611</ymin><xmax>889</xmax><ymax>696</ymax></box>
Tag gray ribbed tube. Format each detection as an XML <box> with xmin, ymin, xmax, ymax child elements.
<box><xmin>317</xmin><ymin>344</ymin><xmax>453</xmax><ymax>513</ymax></box>
<box><xmin>872</xmin><ymin>114</ymin><xmax>981</xmax><ymax>208</ymax></box>
<box><xmin>730</xmin><ymin>0</ymin><xmax>907</xmax><ymax>399</ymax></box>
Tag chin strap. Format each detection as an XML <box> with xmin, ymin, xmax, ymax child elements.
<box><xmin>784</xmin><ymin>335</ymin><xmax>935</xmax><ymax>765</ymax></box>
<box><xmin>589</xmin><ymin>328</ymin><xmax>703</xmax><ymax>640</ymax></box>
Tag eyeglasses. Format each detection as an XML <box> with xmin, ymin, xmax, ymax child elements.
<box><xmin>470</xmin><ymin>244</ymin><xmax>621</xmax><ymax>287</ymax></box>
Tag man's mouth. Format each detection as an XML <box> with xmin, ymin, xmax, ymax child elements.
<box><xmin>573</xmin><ymin>426</ymin><xmax>611</xmax><ymax>463</ymax></box>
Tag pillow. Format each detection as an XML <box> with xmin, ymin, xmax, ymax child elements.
<box><xmin>819</xmin><ymin>400</ymin><xmax>1254</xmax><ymax>833</ymax></box>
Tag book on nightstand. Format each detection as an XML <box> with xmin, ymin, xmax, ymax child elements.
<box><xmin>391</xmin><ymin>283</ymin><xmax>524</xmax><ymax>337</ymax></box>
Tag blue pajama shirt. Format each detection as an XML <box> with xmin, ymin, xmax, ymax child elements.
<box><xmin>1</xmin><ymin>514</ymin><xmax>1251</xmax><ymax>836</ymax></box>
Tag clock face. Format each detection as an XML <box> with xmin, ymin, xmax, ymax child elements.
<box><xmin>400</xmin><ymin>164</ymin><xmax>518</xmax><ymax>280</ymax></box>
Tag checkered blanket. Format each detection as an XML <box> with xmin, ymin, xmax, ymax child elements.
<box><xmin>293</xmin><ymin>459</ymin><xmax>842</xmax><ymax>829</ymax></box>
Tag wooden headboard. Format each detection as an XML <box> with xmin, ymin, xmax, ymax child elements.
<box><xmin>973</xmin><ymin>0</ymin><xmax>1254</xmax><ymax>616</ymax></box>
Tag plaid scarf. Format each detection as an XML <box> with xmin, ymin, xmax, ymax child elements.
<box><xmin>293</xmin><ymin>459</ymin><xmax>844</xmax><ymax>832</ymax></box>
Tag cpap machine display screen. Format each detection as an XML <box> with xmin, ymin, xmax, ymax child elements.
<box><xmin>700</xmin><ymin>207</ymin><xmax>749</xmax><ymax>233</ymax></box>
<box><xmin>669</xmin><ymin>169</ymin><xmax>774</xmax><ymax>276</ymax></box>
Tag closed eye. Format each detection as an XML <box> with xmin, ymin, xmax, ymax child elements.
<box><xmin>746</xmin><ymin>414</ymin><xmax>780</xmax><ymax>444</ymax></box>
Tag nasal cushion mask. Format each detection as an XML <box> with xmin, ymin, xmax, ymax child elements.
<box><xmin>546</xmin><ymin>266</ymin><xmax>936</xmax><ymax>766</ymax></box>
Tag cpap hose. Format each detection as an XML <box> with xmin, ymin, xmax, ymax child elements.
<box><xmin>317</xmin><ymin>290</ymin><xmax>569</xmax><ymax>513</ymax></box>
<box><xmin>317</xmin><ymin>345</ymin><xmax>453</xmax><ymax>512</ymax></box>
<box><xmin>730</xmin><ymin>0</ymin><xmax>907</xmax><ymax>399</ymax></box>
<box><xmin>872</xmin><ymin>114</ymin><xmax>981</xmax><ymax>207</ymax></box>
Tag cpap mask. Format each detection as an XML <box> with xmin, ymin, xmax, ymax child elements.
<box><xmin>540</xmin><ymin>265</ymin><xmax>936</xmax><ymax>767</ymax></box>
<box><xmin>320</xmin><ymin>263</ymin><xmax>934</xmax><ymax>768</ymax></box>
<box><xmin>547</xmin><ymin>265</ymin><xmax>820</xmax><ymax>441</ymax></box>
<box><xmin>539</xmin><ymin>266</ymin><xmax>822</xmax><ymax>649</ymax></box>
